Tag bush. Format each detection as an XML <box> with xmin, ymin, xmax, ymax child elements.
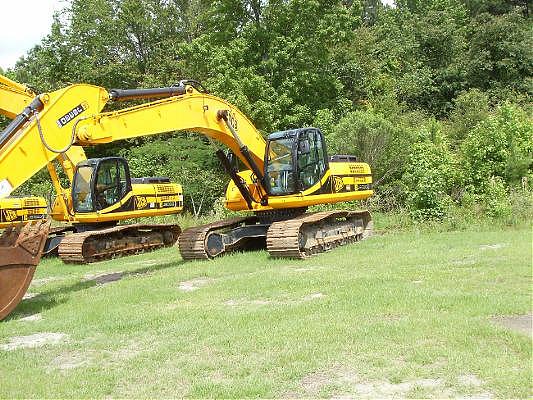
<box><xmin>402</xmin><ymin>126</ymin><xmax>459</xmax><ymax>219</ymax></box>
<box><xmin>448</xmin><ymin>88</ymin><xmax>490</xmax><ymax>145</ymax></box>
<box><xmin>329</xmin><ymin>109</ymin><xmax>414</xmax><ymax>187</ymax></box>
<box><xmin>479</xmin><ymin>176</ymin><xmax>512</xmax><ymax>218</ymax></box>
<box><xmin>461</xmin><ymin>103</ymin><xmax>532</xmax><ymax>192</ymax></box>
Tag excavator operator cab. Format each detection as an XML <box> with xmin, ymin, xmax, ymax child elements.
<box><xmin>265</xmin><ymin>128</ymin><xmax>328</xmax><ymax>195</ymax></box>
<box><xmin>72</xmin><ymin>157</ymin><xmax>132</xmax><ymax>212</ymax></box>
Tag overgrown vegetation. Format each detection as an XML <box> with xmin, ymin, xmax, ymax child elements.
<box><xmin>2</xmin><ymin>0</ymin><xmax>532</xmax><ymax>222</ymax></box>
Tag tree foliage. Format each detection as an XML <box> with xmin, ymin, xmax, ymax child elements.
<box><xmin>8</xmin><ymin>0</ymin><xmax>532</xmax><ymax>218</ymax></box>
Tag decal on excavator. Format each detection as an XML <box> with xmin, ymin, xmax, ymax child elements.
<box><xmin>56</xmin><ymin>102</ymin><xmax>88</xmax><ymax>127</ymax></box>
<box><xmin>3</xmin><ymin>209</ymin><xmax>17</xmax><ymax>222</ymax></box>
<box><xmin>135</xmin><ymin>196</ymin><xmax>148</xmax><ymax>210</ymax></box>
<box><xmin>227</xmin><ymin>111</ymin><xmax>238</xmax><ymax>131</ymax></box>
<box><xmin>333</xmin><ymin>176</ymin><xmax>344</xmax><ymax>192</ymax></box>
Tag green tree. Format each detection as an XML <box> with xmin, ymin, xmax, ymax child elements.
<box><xmin>464</xmin><ymin>11</ymin><xmax>532</xmax><ymax>100</ymax></box>
<box><xmin>402</xmin><ymin>125</ymin><xmax>459</xmax><ymax>219</ymax></box>
<box><xmin>461</xmin><ymin>103</ymin><xmax>533</xmax><ymax>191</ymax></box>
<box><xmin>448</xmin><ymin>88</ymin><xmax>491</xmax><ymax>145</ymax></box>
<box><xmin>330</xmin><ymin>108</ymin><xmax>414</xmax><ymax>186</ymax></box>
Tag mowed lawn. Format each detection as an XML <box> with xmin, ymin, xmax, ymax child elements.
<box><xmin>0</xmin><ymin>226</ymin><xmax>530</xmax><ymax>398</ymax></box>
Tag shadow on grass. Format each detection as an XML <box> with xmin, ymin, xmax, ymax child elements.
<box><xmin>6</xmin><ymin>261</ymin><xmax>180</xmax><ymax>321</ymax></box>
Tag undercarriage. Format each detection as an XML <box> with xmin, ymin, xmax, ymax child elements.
<box><xmin>45</xmin><ymin>223</ymin><xmax>181</xmax><ymax>264</ymax></box>
<box><xmin>178</xmin><ymin>208</ymin><xmax>372</xmax><ymax>260</ymax></box>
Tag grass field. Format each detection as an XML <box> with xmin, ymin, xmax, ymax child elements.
<box><xmin>0</xmin><ymin>223</ymin><xmax>531</xmax><ymax>398</ymax></box>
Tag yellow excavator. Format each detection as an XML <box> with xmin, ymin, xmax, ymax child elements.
<box><xmin>0</xmin><ymin>74</ymin><xmax>36</xmax><ymax>119</ymax></box>
<box><xmin>0</xmin><ymin>79</ymin><xmax>373</xmax><ymax>320</ymax></box>
<box><xmin>0</xmin><ymin>75</ymin><xmax>48</xmax><ymax>227</ymax></box>
<box><xmin>0</xmin><ymin>75</ymin><xmax>183</xmax><ymax>263</ymax></box>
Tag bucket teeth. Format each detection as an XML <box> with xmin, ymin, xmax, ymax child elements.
<box><xmin>0</xmin><ymin>224</ymin><xmax>21</xmax><ymax>246</ymax></box>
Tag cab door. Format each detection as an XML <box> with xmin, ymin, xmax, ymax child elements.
<box><xmin>93</xmin><ymin>158</ymin><xmax>131</xmax><ymax>211</ymax></box>
<box><xmin>296</xmin><ymin>129</ymin><xmax>328</xmax><ymax>191</ymax></box>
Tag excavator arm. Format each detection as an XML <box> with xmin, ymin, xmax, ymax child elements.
<box><xmin>0</xmin><ymin>75</ymin><xmax>36</xmax><ymax>119</ymax></box>
<box><xmin>0</xmin><ymin>77</ymin><xmax>48</xmax><ymax>229</ymax></box>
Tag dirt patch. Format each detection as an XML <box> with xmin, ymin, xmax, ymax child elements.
<box><xmin>49</xmin><ymin>342</ymin><xmax>142</xmax><ymax>372</ymax></box>
<box><xmin>345</xmin><ymin>377</ymin><xmax>443</xmax><ymax>398</ymax></box>
<box><xmin>451</xmin><ymin>258</ymin><xmax>478</xmax><ymax>266</ymax></box>
<box><xmin>178</xmin><ymin>277</ymin><xmax>211</xmax><ymax>292</ymax></box>
<box><xmin>250</xmin><ymin>299</ymin><xmax>273</xmax><ymax>305</ymax></box>
<box><xmin>284</xmin><ymin>265</ymin><xmax>323</xmax><ymax>273</ymax></box>
<box><xmin>1</xmin><ymin>332</ymin><xmax>68</xmax><ymax>351</ymax></box>
<box><xmin>479</xmin><ymin>243</ymin><xmax>507</xmax><ymax>250</ymax></box>
<box><xmin>22</xmin><ymin>292</ymin><xmax>40</xmax><ymax>300</ymax></box>
<box><xmin>300</xmin><ymin>370</ymin><xmax>335</xmax><ymax>395</ymax></box>
<box><xmin>85</xmin><ymin>271</ymin><xmax>124</xmax><ymax>285</ymax></box>
<box><xmin>458</xmin><ymin>374</ymin><xmax>484</xmax><ymax>387</ymax></box>
<box><xmin>208</xmin><ymin>370</ymin><xmax>229</xmax><ymax>384</ymax></box>
<box><xmin>224</xmin><ymin>298</ymin><xmax>272</xmax><ymax>306</ymax></box>
<box><xmin>375</xmin><ymin>313</ymin><xmax>406</xmax><ymax>322</ymax></box>
<box><xmin>49</xmin><ymin>351</ymin><xmax>92</xmax><ymax>371</ymax></box>
<box><xmin>31</xmin><ymin>276</ymin><xmax>63</xmax><ymax>286</ymax></box>
<box><xmin>491</xmin><ymin>313</ymin><xmax>532</xmax><ymax>337</ymax></box>
<box><xmin>288</xmin><ymin>366</ymin><xmax>492</xmax><ymax>399</ymax></box>
<box><xmin>18</xmin><ymin>313</ymin><xmax>42</xmax><ymax>322</ymax></box>
<box><xmin>122</xmin><ymin>259</ymin><xmax>160</xmax><ymax>269</ymax></box>
<box><xmin>101</xmin><ymin>346</ymin><xmax>142</xmax><ymax>366</ymax></box>
<box><xmin>302</xmin><ymin>292</ymin><xmax>326</xmax><ymax>301</ymax></box>
<box><xmin>224</xmin><ymin>292</ymin><xmax>325</xmax><ymax>307</ymax></box>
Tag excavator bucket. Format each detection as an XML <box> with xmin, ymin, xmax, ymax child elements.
<box><xmin>0</xmin><ymin>220</ymin><xmax>50</xmax><ymax>320</ymax></box>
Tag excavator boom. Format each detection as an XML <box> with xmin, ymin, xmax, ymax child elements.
<box><xmin>0</xmin><ymin>75</ymin><xmax>49</xmax><ymax>229</ymax></box>
<box><xmin>0</xmin><ymin>75</ymin><xmax>36</xmax><ymax>119</ymax></box>
<box><xmin>0</xmin><ymin>78</ymin><xmax>184</xmax><ymax>320</ymax></box>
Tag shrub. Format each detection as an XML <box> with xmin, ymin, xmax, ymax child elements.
<box><xmin>329</xmin><ymin>109</ymin><xmax>414</xmax><ymax>187</ymax></box>
<box><xmin>448</xmin><ymin>88</ymin><xmax>490</xmax><ymax>145</ymax></box>
<box><xmin>461</xmin><ymin>103</ymin><xmax>532</xmax><ymax>192</ymax></box>
<box><xmin>402</xmin><ymin>126</ymin><xmax>459</xmax><ymax>219</ymax></box>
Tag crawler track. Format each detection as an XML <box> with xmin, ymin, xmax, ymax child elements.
<box><xmin>178</xmin><ymin>217</ymin><xmax>256</xmax><ymax>260</ymax></box>
<box><xmin>58</xmin><ymin>223</ymin><xmax>181</xmax><ymax>263</ymax></box>
<box><xmin>178</xmin><ymin>210</ymin><xmax>372</xmax><ymax>260</ymax></box>
<box><xmin>267</xmin><ymin>210</ymin><xmax>372</xmax><ymax>259</ymax></box>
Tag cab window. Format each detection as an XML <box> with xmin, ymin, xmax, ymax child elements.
<box><xmin>95</xmin><ymin>160</ymin><xmax>128</xmax><ymax>210</ymax></box>
<box><xmin>297</xmin><ymin>130</ymin><xmax>327</xmax><ymax>190</ymax></box>
<box><xmin>72</xmin><ymin>166</ymin><xmax>94</xmax><ymax>212</ymax></box>
<box><xmin>265</xmin><ymin>137</ymin><xmax>296</xmax><ymax>195</ymax></box>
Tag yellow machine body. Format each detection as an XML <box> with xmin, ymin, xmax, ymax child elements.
<box><xmin>0</xmin><ymin>78</ymin><xmax>374</xmax><ymax>320</ymax></box>
<box><xmin>0</xmin><ymin>196</ymin><xmax>47</xmax><ymax>228</ymax></box>
<box><xmin>0</xmin><ymin>76</ymin><xmax>183</xmax><ymax>226</ymax></box>
<box><xmin>225</xmin><ymin>161</ymin><xmax>372</xmax><ymax>211</ymax></box>
<box><xmin>0</xmin><ymin>75</ymin><xmax>35</xmax><ymax>119</ymax></box>
<box><xmin>0</xmin><ymin>76</ymin><xmax>48</xmax><ymax>228</ymax></box>
<box><xmin>50</xmin><ymin>181</ymin><xmax>183</xmax><ymax>223</ymax></box>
